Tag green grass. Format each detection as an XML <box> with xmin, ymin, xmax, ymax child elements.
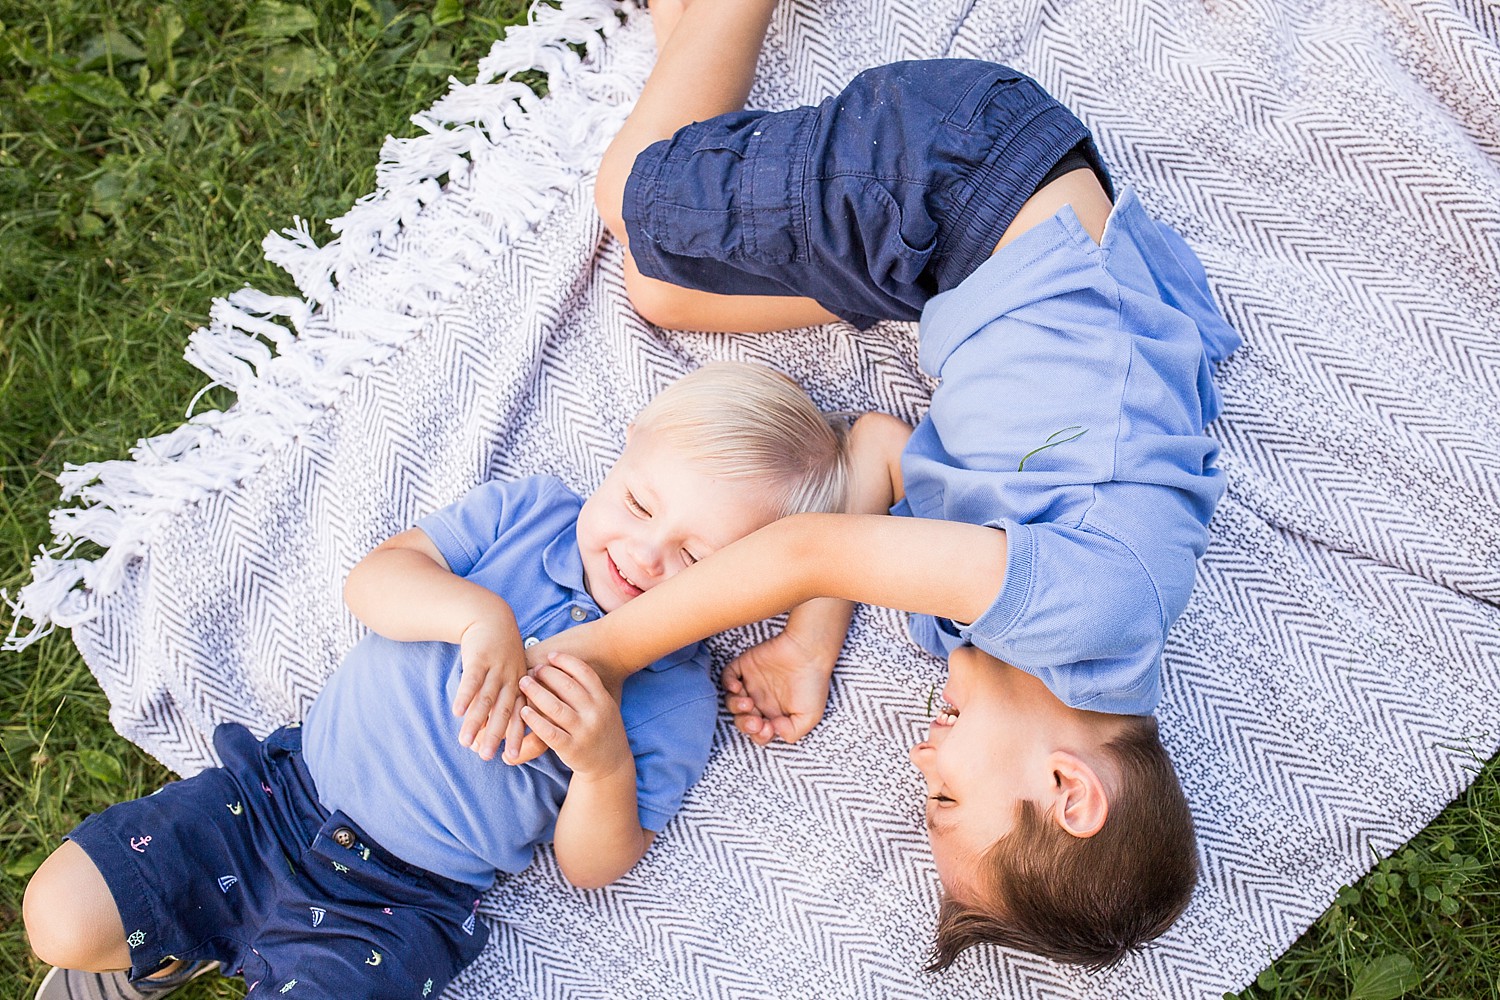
<box><xmin>1</xmin><ymin>2</ymin><xmax>1497</xmax><ymax>998</ymax></box>
<box><xmin>0</xmin><ymin>3</ymin><xmax>530</xmax><ymax>996</ymax></box>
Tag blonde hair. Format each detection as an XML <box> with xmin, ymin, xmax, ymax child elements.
<box><xmin>634</xmin><ymin>362</ymin><xmax>851</xmax><ymax>517</ymax></box>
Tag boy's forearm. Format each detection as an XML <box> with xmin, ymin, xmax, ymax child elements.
<box><xmin>781</xmin><ymin>597</ymin><xmax>856</xmax><ymax>662</ymax></box>
<box><xmin>552</xmin><ymin>764</ymin><xmax>652</xmax><ymax>890</ymax></box>
<box><xmin>344</xmin><ymin>547</ymin><xmax>515</xmax><ymax>644</ymax></box>
<box><xmin>585</xmin><ymin>513</ymin><xmax>1008</xmax><ymax>674</ymax></box>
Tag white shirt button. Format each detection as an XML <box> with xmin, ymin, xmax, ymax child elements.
<box><xmin>522</xmin><ymin>636</ymin><xmax>539</xmax><ymax>648</ymax></box>
<box><xmin>570</xmin><ymin>606</ymin><xmax>588</xmax><ymax>621</ymax></box>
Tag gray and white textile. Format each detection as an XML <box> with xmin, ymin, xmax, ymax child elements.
<box><xmin>10</xmin><ymin>0</ymin><xmax>1500</xmax><ymax>996</ymax></box>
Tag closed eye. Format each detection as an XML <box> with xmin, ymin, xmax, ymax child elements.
<box><xmin>682</xmin><ymin>549</ymin><xmax>699</xmax><ymax>567</ymax></box>
<box><xmin>625</xmin><ymin>490</ymin><xmax>650</xmax><ymax>517</ymax></box>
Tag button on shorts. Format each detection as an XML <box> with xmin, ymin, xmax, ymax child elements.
<box><xmin>67</xmin><ymin>723</ymin><xmax>487</xmax><ymax>999</ymax></box>
<box><xmin>622</xmin><ymin>59</ymin><xmax>1111</xmax><ymax>328</ymax></box>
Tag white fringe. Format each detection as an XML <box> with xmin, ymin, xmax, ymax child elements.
<box><xmin>4</xmin><ymin>0</ymin><xmax>641</xmax><ymax>651</ymax></box>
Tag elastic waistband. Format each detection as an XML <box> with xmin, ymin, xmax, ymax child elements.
<box><xmin>933</xmin><ymin>82</ymin><xmax>1094</xmax><ymax>293</ymax></box>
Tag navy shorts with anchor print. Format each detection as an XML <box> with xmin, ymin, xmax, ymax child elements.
<box><xmin>622</xmin><ymin>58</ymin><xmax>1113</xmax><ymax>329</ymax></box>
<box><xmin>67</xmin><ymin>723</ymin><xmax>486</xmax><ymax>999</ymax></box>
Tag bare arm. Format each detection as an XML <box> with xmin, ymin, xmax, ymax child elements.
<box><xmin>521</xmin><ymin>653</ymin><xmax>655</xmax><ymax>888</ymax></box>
<box><xmin>344</xmin><ymin>528</ymin><xmax>512</xmax><ymax>644</ymax></box>
<box><xmin>344</xmin><ymin>528</ymin><xmax>526</xmax><ymax>759</ymax></box>
<box><xmin>538</xmin><ymin>511</ymin><xmax>1008</xmax><ymax>686</ymax></box>
<box><xmin>723</xmin><ymin>412</ymin><xmax>914</xmax><ymax>744</ymax></box>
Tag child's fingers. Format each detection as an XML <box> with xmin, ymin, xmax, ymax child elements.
<box><xmin>501</xmin><ymin>697</ymin><xmax>528</xmax><ymax>763</ymax></box>
<box><xmin>519</xmin><ymin>704</ymin><xmax>569</xmax><ymax>750</ymax></box>
<box><xmin>451</xmin><ymin>664</ymin><xmax>485</xmax><ymax>716</ymax></box>
<box><xmin>506</xmin><ymin>731</ymin><xmax>550</xmax><ymax>764</ymax></box>
<box><xmin>725</xmin><ymin>693</ymin><xmax>759</xmax><ymax>715</ymax></box>
<box><xmin>732</xmin><ymin>709</ymin><xmax>778</xmax><ymax>747</ymax></box>
<box><xmin>472</xmin><ymin>682</ymin><xmax>520</xmax><ymax>761</ymax></box>
<box><xmin>530</xmin><ymin>659</ymin><xmax>595</xmax><ymax>710</ymax></box>
<box><xmin>518</xmin><ymin>673</ymin><xmax>577</xmax><ymax>726</ymax></box>
<box><xmin>458</xmin><ymin>680</ymin><xmax>502</xmax><ymax>750</ymax></box>
<box><xmin>540</xmin><ymin>652</ymin><xmax>605</xmax><ymax>698</ymax></box>
<box><xmin>740</xmin><ymin>720</ymin><xmax>774</xmax><ymax>747</ymax></box>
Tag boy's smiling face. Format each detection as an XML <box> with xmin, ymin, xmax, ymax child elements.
<box><xmin>576</xmin><ymin>424</ymin><xmax>780</xmax><ymax>613</ymax></box>
<box><xmin>911</xmin><ymin>647</ymin><xmax>1120</xmax><ymax>900</ymax></box>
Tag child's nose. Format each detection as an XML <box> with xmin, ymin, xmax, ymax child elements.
<box><xmin>629</xmin><ymin>538</ymin><xmax>665</xmax><ymax>581</ymax></box>
<box><xmin>909</xmin><ymin>741</ymin><xmax>933</xmax><ymax>768</ymax></box>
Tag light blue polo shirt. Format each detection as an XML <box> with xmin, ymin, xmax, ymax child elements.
<box><xmin>897</xmin><ymin>189</ymin><xmax>1240</xmax><ymax>715</ymax></box>
<box><xmin>302</xmin><ymin>475</ymin><xmax>717</xmax><ymax>887</ymax></box>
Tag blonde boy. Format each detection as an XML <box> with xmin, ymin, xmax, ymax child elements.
<box><xmin>24</xmin><ymin>362</ymin><xmax>851</xmax><ymax>1000</ymax></box>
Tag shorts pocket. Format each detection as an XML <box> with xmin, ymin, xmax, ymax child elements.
<box><xmin>940</xmin><ymin>71</ymin><xmax>1035</xmax><ymax>132</ymax></box>
<box><xmin>863</xmin><ymin>181</ymin><xmax>937</xmax><ymax>258</ymax></box>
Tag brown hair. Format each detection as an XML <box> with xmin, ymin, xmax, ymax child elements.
<box><xmin>927</xmin><ymin>717</ymin><xmax>1197</xmax><ymax>971</ymax></box>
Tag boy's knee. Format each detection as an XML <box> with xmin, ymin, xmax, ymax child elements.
<box><xmin>24</xmin><ymin>841</ymin><xmax>126</xmax><ymax>970</ymax></box>
<box><xmin>594</xmin><ymin>168</ymin><xmax>628</xmax><ymax>244</ymax></box>
<box><xmin>595</xmin><ymin>136</ymin><xmax>639</xmax><ymax>244</ymax></box>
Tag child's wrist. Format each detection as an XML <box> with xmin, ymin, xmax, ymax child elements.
<box><xmin>457</xmin><ymin>595</ymin><xmax>519</xmax><ymax>643</ymax></box>
<box><xmin>569</xmin><ymin>748</ymin><xmax>634</xmax><ymax>784</ymax></box>
<box><xmin>785</xmin><ymin>602</ymin><xmax>853</xmax><ymax>663</ymax></box>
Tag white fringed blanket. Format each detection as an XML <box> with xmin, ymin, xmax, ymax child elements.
<box><xmin>10</xmin><ymin>1</ymin><xmax>1500</xmax><ymax>997</ymax></box>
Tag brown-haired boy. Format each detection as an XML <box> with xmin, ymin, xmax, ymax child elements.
<box><xmin>512</xmin><ymin>0</ymin><xmax>1238</xmax><ymax>971</ymax></box>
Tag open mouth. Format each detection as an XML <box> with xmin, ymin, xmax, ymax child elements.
<box><xmin>607</xmin><ymin>552</ymin><xmax>644</xmax><ymax>597</ymax></box>
<box><xmin>925</xmin><ymin>682</ymin><xmax>961</xmax><ymax>727</ymax></box>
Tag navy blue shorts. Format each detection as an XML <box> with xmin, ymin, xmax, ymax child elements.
<box><xmin>67</xmin><ymin>724</ymin><xmax>486</xmax><ymax>999</ymax></box>
<box><xmin>623</xmin><ymin>59</ymin><xmax>1112</xmax><ymax>328</ymax></box>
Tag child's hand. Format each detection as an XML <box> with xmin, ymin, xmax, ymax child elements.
<box><xmin>525</xmin><ymin>622</ymin><xmax>630</xmax><ymax>694</ymax></box>
<box><xmin>453</xmin><ymin>617</ymin><xmax>528</xmax><ymax>761</ymax></box>
<box><xmin>722</xmin><ymin>628</ymin><xmax>835</xmax><ymax>746</ymax></box>
<box><xmin>518</xmin><ymin>652</ymin><xmax>631</xmax><ymax>778</ymax></box>
<box><xmin>497</xmin><ymin>624</ymin><xmax>629</xmax><ymax>766</ymax></box>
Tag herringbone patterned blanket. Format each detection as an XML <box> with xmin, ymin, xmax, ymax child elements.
<box><xmin>11</xmin><ymin>0</ymin><xmax>1500</xmax><ymax>996</ymax></box>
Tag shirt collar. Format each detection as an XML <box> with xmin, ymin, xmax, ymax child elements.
<box><xmin>540</xmin><ymin>520</ymin><xmax>589</xmax><ymax>598</ymax></box>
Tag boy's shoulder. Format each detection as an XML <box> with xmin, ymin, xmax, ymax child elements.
<box><xmin>427</xmin><ymin>474</ymin><xmax>583</xmax><ymax>531</ymax></box>
<box><xmin>417</xmin><ymin>474</ymin><xmax>585</xmax><ymax>576</ymax></box>
<box><xmin>459</xmin><ymin>472</ymin><xmax>578</xmax><ymax>505</ymax></box>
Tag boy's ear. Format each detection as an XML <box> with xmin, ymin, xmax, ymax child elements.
<box><xmin>1049</xmin><ymin>751</ymin><xmax>1109</xmax><ymax>839</ymax></box>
